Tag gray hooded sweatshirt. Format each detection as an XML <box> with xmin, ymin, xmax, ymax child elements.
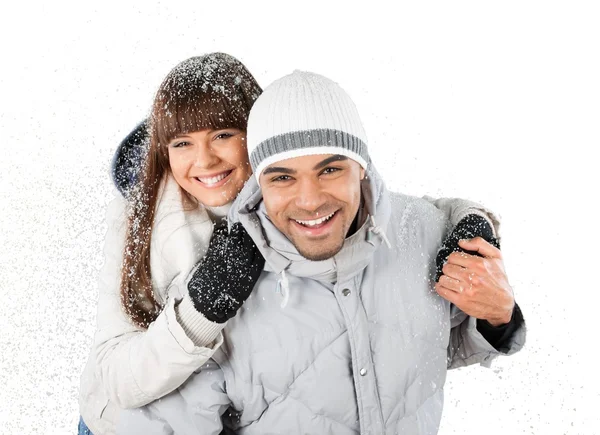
<box><xmin>118</xmin><ymin>168</ymin><xmax>525</xmax><ymax>435</ymax></box>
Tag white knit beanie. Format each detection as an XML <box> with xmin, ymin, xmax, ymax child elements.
<box><xmin>247</xmin><ymin>70</ymin><xmax>369</xmax><ymax>182</ymax></box>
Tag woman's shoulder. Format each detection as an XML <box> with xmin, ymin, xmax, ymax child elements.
<box><xmin>150</xmin><ymin>176</ymin><xmax>217</xmax><ymax>296</ymax></box>
<box><xmin>102</xmin><ymin>190</ymin><xmax>129</xmax><ymax>237</ymax></box>
<box><xmin>154</xmin><ymin>175</ymin><xmax>213</xmax><ymax>232</ymax></box>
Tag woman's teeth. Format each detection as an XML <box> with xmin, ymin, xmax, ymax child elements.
<box><xmin>295</xmin><ymin>212</ymin><xmax>336</xmax><ymax>227</ymax></box>
<box><xmin>197</xmin><ymin>171</ymin><xmax>230</xmax><ymax>186</ymax></box>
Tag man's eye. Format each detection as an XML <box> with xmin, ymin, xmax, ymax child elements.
<box><xmin>322</xmin><ymin>167</ymin><xmax>341</xmax><ymax>175</ymax></box>
<box><xmin>272</xmin><ymin>175</ymin><xmax>292</xmax><ymax>182</ymax></box>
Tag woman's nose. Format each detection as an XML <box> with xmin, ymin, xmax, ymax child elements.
<box><xmin>193</xmin><ymin>143</ymin><xmax>220</xmax><ymax>169</ymax></box>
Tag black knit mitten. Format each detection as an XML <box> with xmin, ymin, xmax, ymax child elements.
<box><xmin>435</xmin><ymin>214</ymin><xmax>500</xmax><ymax>282</ymax></box>
<box><xmin>188</xmin><ymin>223</ymin><xmax>265</xmax><ymax>323</ymax></box>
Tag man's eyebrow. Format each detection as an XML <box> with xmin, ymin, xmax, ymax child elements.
<box><xmin>262</xmin><ymin>166</ymin><xmax>297</xmax><ymax>175</ymax></box>
<box><xmin>313</xmin><ymin>155</ymin><xmax>348</xmax><ymax>170</ymax></box>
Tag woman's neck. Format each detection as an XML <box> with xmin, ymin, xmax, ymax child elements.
<box><xmin>204</xmin><ymin>202</ymin><xmax>232</xmax><ymax>223</ymax></box>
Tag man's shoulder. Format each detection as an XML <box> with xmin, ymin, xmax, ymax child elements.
<box><xmin>387</xmin><ymin>191</ymin><xmax>449</xmax><ymax>227</ymax></box>
<box><xmin>384</xmin><ymin>191</ymin><xmax>449</xmax><ymax>256</ymax></box>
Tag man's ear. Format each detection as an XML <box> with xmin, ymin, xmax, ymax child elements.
<box><xmin>360</xmin><ymin>167</ymin><xmax>366</xmax><ymax>180</ymax></box>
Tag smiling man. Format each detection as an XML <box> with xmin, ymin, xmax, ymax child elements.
<box><xmin>260</xmin><ymin>153</ymin><xmax>364</xmax><ymax>261</ymax></box>
<box><xmin>119</xmin><ymin>71</ymin><xmax>525</xmax><ymax>435</ymax></box>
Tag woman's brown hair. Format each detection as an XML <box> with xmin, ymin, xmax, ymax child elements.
<box><xmin>120</xmin><ymin>53</ymin><xmax>262</xmax><ymax>328</ymax></box>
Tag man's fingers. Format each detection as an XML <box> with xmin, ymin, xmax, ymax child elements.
<box><xmin>441</xmin><ymin>263</ymin><xmax>468</xmax><ymax>281</ymax></box>
<box><xmin>445</xmin><ymin>251</ymin><xmax>476</xmax><ymax>268</ymax></box>
<box><xmin>438</xmin><ymin>275</ymin><xmax>464</xmax><ymax>293</ymax></box>
<box><xmin>435</xmin><ymin>282</ymin><xmax>461</xmax><ymax>305</ymax></box>
<box><xmin>457</xmin><ymin>237</ymin><xmax>501</xmax><ymax>258</ymax></box>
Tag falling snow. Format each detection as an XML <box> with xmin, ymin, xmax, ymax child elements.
<box><xmin>1</xmin><ymin>2</ymin><xmax>599</xmax><ymax>435</ymax></box>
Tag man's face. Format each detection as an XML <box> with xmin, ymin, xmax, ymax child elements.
<box><xmin>260</xmin><ymin>154</ymin><xmax>365</xmax><ymax>261</ymax></box>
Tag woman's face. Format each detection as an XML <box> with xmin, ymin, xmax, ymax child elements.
<box><xmin>167</xmin><ymin>128</ymin><xmax>252</xmax><ymax>207</ymax></box>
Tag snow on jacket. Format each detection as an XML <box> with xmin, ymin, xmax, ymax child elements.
<box><xmin>117</xmin><ymin>167</ymin><xmax>525</xmax><ymax>435</ymax></box>
<box><xmin>79</xmin><ymin>175</ymin><xmax>230</xmax><ymax>435</ymax></box>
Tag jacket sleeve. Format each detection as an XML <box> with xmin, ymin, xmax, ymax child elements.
<box><xmin>447</xmin><ymin>304</ymin><xmax>526</xmax><ymax>369</ymax></box>
<box><xmin>116</xmin><ymin>360</ymin><xmax>229</xmax><ymax>435</ymax></box>
<box><xmin>93</xmin><ymin>195</ymin><xmax>226</xmax><ymax>409</ymax></box>
<box><xmin>422</xmin><ymin>197</ymin><xmax>526</xmax><ymax>366</ymax></box>
<box><xmin>422</xmin><ymin>196</ymin><xmax>502</xmax><ymax>238</ymax></box>
<box><xmin>476</xmin><ymin>303</ymin><xmax>525</xmax><ymax>351</ymax></box>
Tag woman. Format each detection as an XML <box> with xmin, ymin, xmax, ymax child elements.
<box><xmin>79</xmin><ymin>52</ymin><xmax>503</xmax><ymax>434</ymax></box>
<box><xmin>78</xmin><ymin>52</ymin><xmax>263</xmax><ymax>435</ymax></box>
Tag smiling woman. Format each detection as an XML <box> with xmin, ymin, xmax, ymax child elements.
<box><xmin>167</xmin><ymin>128</ymin><xmax>252</xmax><ymax>207</ymax></box>
<box><xmin>78</xmin><ymin>52</ymin><xmax>264</xmax><ymax>435</ymax></box>
<box><xmin>125</xmin><ymin>53</ymin><xmax>261</xmax><ymax>327</ymax></box>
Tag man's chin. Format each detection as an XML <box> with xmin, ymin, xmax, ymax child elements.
<box><xmin>294</xmin><ymin>241</ymin><xmax>344</xmax><ymax>262</ymax></box>
<box><xmin>279</xmin><ymin>222</ymin><xmax>346</xmax><ymax>261</ymax></box>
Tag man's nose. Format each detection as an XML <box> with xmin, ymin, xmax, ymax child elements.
<box><xmin>294</xmin><ymin>178</ymin><xmax>327</xmax><ymax>213</ymax></box>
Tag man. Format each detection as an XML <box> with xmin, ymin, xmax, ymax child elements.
<box><xmin>118</xmin><ymin>71</ymin><xmax>525</xmax><ymax>434</ymax></box>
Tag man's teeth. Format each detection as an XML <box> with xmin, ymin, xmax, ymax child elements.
<box><xmin>295</xmin><ymin>212</ymin><xmax>335</xmax><ymax>227</ymax></box>
<box><xmin>197</xmin><ymin>172</ymin><xmax>229</xmax><ymax>185</ymax></box>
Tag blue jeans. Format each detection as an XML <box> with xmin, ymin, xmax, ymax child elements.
<box><xmin>78</xmin><ymin>416</ymin><xmax>93</xmax><ymax>435</ymax></box>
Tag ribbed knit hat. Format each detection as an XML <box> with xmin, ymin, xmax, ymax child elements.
<box><xmin>247</xmin><ymin>70</ymin><xmax>369</xmax><ymax>182</ymax></box>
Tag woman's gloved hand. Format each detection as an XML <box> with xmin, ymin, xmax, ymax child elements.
<box><xmin>188</xmin><ymin>222</ymin><xmax>265</xmax><ymax>323</ymax></box>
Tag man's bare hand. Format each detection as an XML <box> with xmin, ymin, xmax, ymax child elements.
<box><xmin>435</xmin><ymin>237</ymin><xmax>514</xmax><ymax>326</ymax></box>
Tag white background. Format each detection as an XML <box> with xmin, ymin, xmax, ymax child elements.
<box><xmin>1</xmin><ymin>1</ymin><xmax>598</xmax><ymax>434</ymax></box>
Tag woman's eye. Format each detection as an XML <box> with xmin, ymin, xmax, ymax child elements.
<box><xmin>215</xmin><ymin>132</ymin><xmax>234</xmax><ymax>140</ymax></box>
<box><xmin>171</xmin><ymin>141</ymin><xmax>190</xmax><ymax>148</ymax></box>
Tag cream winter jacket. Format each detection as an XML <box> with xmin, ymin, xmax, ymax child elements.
<box><xmin>79</xmin><ymin>176</ymin><xmax>229</xmax><ymax>435</ymax></box>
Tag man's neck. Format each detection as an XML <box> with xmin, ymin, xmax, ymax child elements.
<box><xmin>347</xmin><ymin>199</ymin><xmax>367</xmax><ymax>238</ymax></box>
